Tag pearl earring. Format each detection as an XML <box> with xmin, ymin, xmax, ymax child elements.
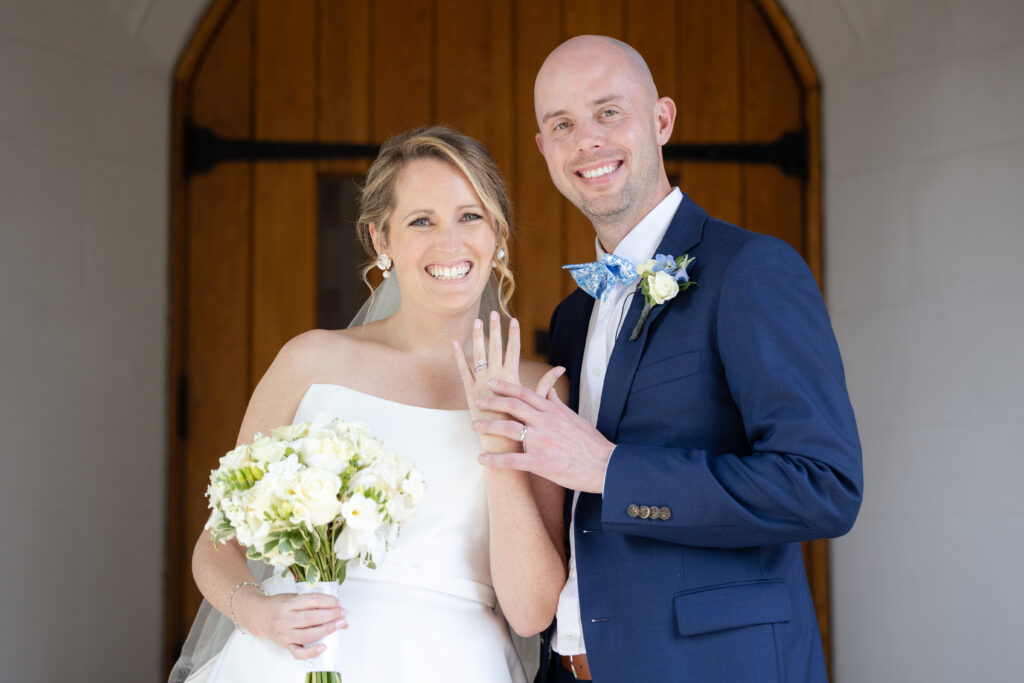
<box><xmin>376</xmin><ymin>253</ymin><xmax>392</xmax><ymax>279</ymax></box>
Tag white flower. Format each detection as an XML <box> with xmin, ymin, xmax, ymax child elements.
<box><xmin>636</xmin><ymin>259</ymin><xmax>657</xmax><ymax>278</ymax></box>
<box><xmin>251</xmin><ymin>435</ymin><xmax>288</xmax><ymax>464</ymax></box>
<box><xmin>271</xmin><ymin>422</ymin><xmax>308</xmax><ymax>441</ymax></box>
<box><xmin>647</xmin><ymin>270</ymin><xmax>680</xmax><ymax>305</ymax></box>
<box><xmin>403</xmin><ymin>467</ymin><xmax>425</xmax><ymax>498</ymax></box>
<box><xmin>303</xmin><ymin>437</ymin><xmax>355</xmax><ymax>476</ymax></box>
<box><xmin>334</xmin><ymin>525</ymin><xmax>387</xmax><ymax>565</ymax></box>
<box><xmin>342</xmin><ymin>492</ymin><xmax>382</xmax><ymax>531</ymax></box>
<box><xmin>297</xmin><ymin>468</ymin><xmax>343</xmax><ymax>526</ymax></box>
<box><xmin>219</xmin><ymin>444</ymin><xmax>251</xmax><ymax>470</ymax></box>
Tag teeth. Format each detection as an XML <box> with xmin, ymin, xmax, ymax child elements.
<box><xmin>581</xmin><ymin>163</ymin><xmax>618</xmax><ymax>179</ymax></box>
<box><xmin>427</xmin><ymin>263</ymin><xmax>471</xmax><ymax>280</ymax></box>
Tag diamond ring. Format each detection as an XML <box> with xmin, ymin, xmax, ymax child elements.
<box><xmin>472</xmin><ymin>360</ymin><xmax>488</xmax><ymax>373</ymax></box>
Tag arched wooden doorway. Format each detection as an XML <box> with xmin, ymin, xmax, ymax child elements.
<box><xmin>166</xmin><ymin>0</ymin><xmax>826</xmax><ymax>673</ymax></box>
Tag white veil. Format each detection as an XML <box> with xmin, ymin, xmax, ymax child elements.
<box><xmin>167</xmin><ymin>272</ymin><xmax>537</xmax><ymax>682</ymax></box>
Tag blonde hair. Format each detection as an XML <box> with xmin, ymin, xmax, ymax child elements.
<box><xmin>356</xmin><ymin>125</ymin><xmax>515</xmax><ymax>316</ymax></box>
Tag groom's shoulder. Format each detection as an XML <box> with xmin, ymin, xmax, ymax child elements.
<box><xmin>697</xmin><ymin>213</ymin><xmax>810</xmax><ymax>274</ymax></box>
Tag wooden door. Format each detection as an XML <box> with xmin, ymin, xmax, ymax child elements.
<box><xmin>167</xmin><ymin>0</ymin><xmax>825</xmax><ymax>672</ymax></box>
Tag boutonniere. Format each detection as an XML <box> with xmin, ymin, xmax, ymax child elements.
<box><xmin>629</xmin><ymin>253</ymin><xmax>698</xmax><ymax>341</ymax></box>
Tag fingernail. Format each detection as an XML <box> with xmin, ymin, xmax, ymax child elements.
<box><xmin>453</xmin><ymin>341</ymin><xmax>460</xmax><ymax>350</ymax></box>
<box><xmin>556</xmin><ymin>366</ymin><xmax>566</xmax><ymax>376</ymax></box>
<box><xmin>339</xmin><ymin>608</ymin><xmax>348</xmax><ymax>617</ymax></box>
<box><xmin>488</xmin><ymin>379</ymin><xmax>498</xmax><ymax>387</ymax></box>
<box><xmin>491</xmin><ymin>311</ymin><xmax>498</xmax><ymax>321</ymax></box>
<box><xmin>471</xmin><ymin>420</ymin><xmax>480</xmax><ymax>428</ymax></box>
<box><xmin>474</xmin><ymin>319</ymin><xmax>482</xmax><ymax>329</ymax></box>
<box><xmin>336</xmin><ymin>621</ymin><xmax>347</xmax><ymax>630</ymax></box>
<box><xmin>511</xmin><ymin>318</ymin><xmax>519</xmax><ymax>328</ymax></box>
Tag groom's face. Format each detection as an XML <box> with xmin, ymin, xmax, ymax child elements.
<box><xmin>534</xmin><ymin>41</ymin><xmax>669</xmax><ymax>229</ymax></box>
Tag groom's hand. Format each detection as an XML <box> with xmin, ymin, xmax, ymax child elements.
<box><xmin>473</xmin><ymin>379</ymin><xmax>614</xmax><ymax>493</ymax></box>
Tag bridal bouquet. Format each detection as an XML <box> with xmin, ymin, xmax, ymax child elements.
<box><xmin>205</xmin><ymin>413</ymin><xmax>424</xmax><ymax>682</ymax></box>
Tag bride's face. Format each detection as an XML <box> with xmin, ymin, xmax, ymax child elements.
<box><xmin>377</xmin><ymin>158</ymin><xmax>498</xmax><ymax>316</ymax></box>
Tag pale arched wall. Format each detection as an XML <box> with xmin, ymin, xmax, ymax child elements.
<box><xmin>779</xmin><ymin>1</ymin><xmax>1024</xmax><ymax>681</ymax></box>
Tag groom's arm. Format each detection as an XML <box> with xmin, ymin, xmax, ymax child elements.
<box><xmin>601</xmin><ymin>236</ymin><xmax>863</xmax><ymax>548</ymax></box>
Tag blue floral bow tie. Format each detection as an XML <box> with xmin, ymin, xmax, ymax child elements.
<box><xmin>562</xmin><ymin>254</ymin><xmax>638</xmax><ymax>300</ymax></box>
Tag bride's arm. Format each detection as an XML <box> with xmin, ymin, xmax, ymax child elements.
<box><xmin>455</xmin><ymin>314</ymin><xmax>568</xmax><ymax>637</ymax></box>
<box><xmin>190</xmin><ymin>332</ymin><xmax>348</xmax><ymax>659</ymax></box>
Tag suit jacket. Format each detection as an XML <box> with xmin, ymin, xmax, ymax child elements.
<box><xmin>539</xmin><ymin>195</ymin><xmax>862</xmax><ymax>682</ymax></box>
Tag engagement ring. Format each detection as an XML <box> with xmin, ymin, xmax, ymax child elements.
<box><xmin>472</xmin><ymin>360</ymin><xmax>488</xmax><ymax>373</ymax></box>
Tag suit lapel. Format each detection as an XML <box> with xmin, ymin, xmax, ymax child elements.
<box><xmin>595</xmin><ymin>196</ymin><xmax>708</xmax><ymax>439</ymax></box>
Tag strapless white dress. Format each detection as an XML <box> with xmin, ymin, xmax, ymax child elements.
<box><xmin>198</xmin><ymin>383</ymin><xmax>528</xmax><ymax>683</ymax></box>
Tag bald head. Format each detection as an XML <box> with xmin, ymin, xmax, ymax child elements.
<box><xmin>534</xmin><ymin>35</ymin><xmax>658</xmax><ymax>123</ymax></box>
<box><xmin>532</xmin><ymin>34</ymin><xmax>676</xmax><ymax>244</ymax></box>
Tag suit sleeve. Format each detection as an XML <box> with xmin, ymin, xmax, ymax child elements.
<box><xmin>600</xmin><ymin>237</ymin><xmax>863</xmax><ymax>548</ymax></box>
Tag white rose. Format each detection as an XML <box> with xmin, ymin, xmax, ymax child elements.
<box><xmin>304</xmin><ymin>437</ymin><xmax>355</xmax><ymax>476</ymax></box>
<box><xmin>356</xmin><ymin>435</ymin><xmax>381</xmax><ymax>465</ymax></box>
<box><xmin>298</xmin><ymin>468</ymin><xmax>343</xmax><ymax>526</ymax></box>
<box><xmin>250</xmin><ymin>436</ymin><xmax>288</xmax><ymax>464</ymax></box>
<box><xmin>648</xmin><ymin>270</ymin><xmax>680</xmax><ymax>305</ymax></box>
<box><xmin>271</xmin><ymin>422</ymin><xmax>308</xmax><ymax>441</ymax></box>
<box><xmin>342</xmin><ymin>492</ymin><xmax>382</xmax><ymax>531</ymax></box>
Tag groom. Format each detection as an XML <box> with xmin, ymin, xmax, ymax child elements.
<box><xmin>474</xmin><ymin>35</ymin><xmax>862</xmax><ymax>682</ymax></box>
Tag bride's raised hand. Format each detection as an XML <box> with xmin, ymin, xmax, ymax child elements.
<box><xmin>234</xmin><ymin>587</ymin><xmax>348</xmax><ymax>660</ymax></box>
<box><xmin>454</xmin><ymin>311</ymin><xmax>521</xmax><ymax>452</ymax></box>
<box><xmin>454</xmin><ymin>312</ymin><xmax>564</xmax><ymax>453</ymax></box>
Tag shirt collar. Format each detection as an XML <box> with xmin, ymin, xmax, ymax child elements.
<box><xmin>594</xmin><ymin>187</ymin><xmax>683</xmax><ymax>266</ymax></box>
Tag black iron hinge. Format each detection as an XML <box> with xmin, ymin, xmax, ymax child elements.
<box><xmin>185</xmin><ymin>121</ymin><xmax>808</xmax><ymax>179</ymax></box>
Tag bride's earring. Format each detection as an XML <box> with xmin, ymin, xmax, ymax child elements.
<box><xmin>376</xmin><ymin>252</ymin><xmax>393</xmax><ymax>279</ymax></box>
<box><xmin>491</xmin><ymin>248</ymin><xmax>505</xmax><ymax>269</ymax></box>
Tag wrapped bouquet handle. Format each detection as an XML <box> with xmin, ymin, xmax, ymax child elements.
<box><xmin>297</xmin><ymin>581</ymin><xmax>344</xmax><ymax>682</ymax></box>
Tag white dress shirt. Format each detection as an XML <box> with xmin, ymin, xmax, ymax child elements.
<box><xmin>551</xmin><ymin>188</ymin><xmax>683</xmax><ymax>655</ymax></box>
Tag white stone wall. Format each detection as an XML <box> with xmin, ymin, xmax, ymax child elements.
<box><xmin>1</xmin><ymin>0</ymin><xmax>1022</xmax><ymax>680</ymax></box>
<box><xmin>0</xmin><ymin>1</ymin><xmax>201</xmax><ymax>679</ymax></box>
<box><xmin>780</xmin><ymin>0</ymin><xmax>1024</xmax><ymax>680</ymax></box>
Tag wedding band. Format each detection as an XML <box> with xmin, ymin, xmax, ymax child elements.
<box><xmin>519</xmin><ymin>425</ymin><xmax>528</xmax><ymax>442</ymax></box>
<box><xmin>472</xmin><ymin>360</ymin><xmax>488</xmax><ymax>372</ymax></box>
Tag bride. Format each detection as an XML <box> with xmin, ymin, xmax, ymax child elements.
<box><xmin>170</xmin><ymin>126</ymin><xmax>568</xmax><ymax>682</ymax></box>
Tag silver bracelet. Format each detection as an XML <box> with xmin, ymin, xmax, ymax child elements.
<box><xmin>228</xmin><ymin>580</ymin><xmax>267</xmax><ymax>635</ymax></box>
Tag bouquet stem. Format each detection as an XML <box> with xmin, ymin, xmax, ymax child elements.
<box><xmin>306</xmin><ymin>673</ymin><xmax>341</xmax><ymax>683</ymax></box>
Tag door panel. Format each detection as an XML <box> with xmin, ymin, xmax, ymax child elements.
<box><xmin>168</xmin><ymin>0</ymin><xmax>827</xmax><ymax>671</ymax></box>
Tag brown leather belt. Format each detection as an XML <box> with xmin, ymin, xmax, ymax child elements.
<box><xmin>560</xmin><ymin>654</ymin><xmax>593</xmax><ymax>680</ymax></box>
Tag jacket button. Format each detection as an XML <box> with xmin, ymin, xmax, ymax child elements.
<box><xmin>639</xmin><ymin>505</ymin><xmax>651</xmax><ymax>519</ymax></box>
<box><xmin>659</xmin><ymin>506</ymin><xmax>672</xmax><ymax>520</ymax></box>
<box><xmin>627</xmin><ymin>504</ymin><xmax>640</xmax><ymax>518</ymax></box>
<box><xmin>649</xmin><ymin>506</ymin><xmax>660</xmax><ymax>520</ymax></box>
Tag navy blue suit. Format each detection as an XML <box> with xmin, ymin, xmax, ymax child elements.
<box><xmin>540</xmin><ymin>196</ymin><xmax>862</xmax><ymax>682</ymax></box>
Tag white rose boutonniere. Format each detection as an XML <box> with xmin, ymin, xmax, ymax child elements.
<box><xmin>630</xmin><ymin>253</ymin><xmax>697</xmax><ymax>340</ymax></box>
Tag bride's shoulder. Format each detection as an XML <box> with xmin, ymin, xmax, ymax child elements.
<box><xmin>276</xmin><ymin>328</ymin><xmax>371</xmax><ymax>367</ymax></box>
